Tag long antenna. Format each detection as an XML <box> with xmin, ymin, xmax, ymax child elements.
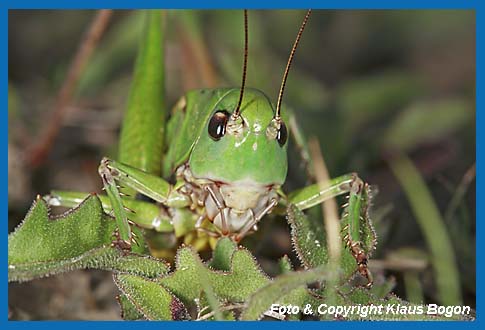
<box><xmin>233</xmin><ymin>9</ymin><xmax>248</xmax><ymax>119</ymax></box>
<box><xmin>275</xmin><ymin>9</ymin><xmax>311</xmax><ymax>120</ymax></box>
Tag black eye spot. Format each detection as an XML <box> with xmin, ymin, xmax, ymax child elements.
<box><xmin>208</xmin><ymin>110</ymin><xmax>230</xmax><ymax>141</ymax></box>
<box><xmin>277</xmin><ymin>121</ymin><xmax>288</xmax><ymax>147</ymax></box>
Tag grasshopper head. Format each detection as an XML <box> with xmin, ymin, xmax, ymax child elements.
<box><xmin>189</xmin><ymin>88</ymin><xmax>288</xmax><ymax>187</ymax></box>
<box><xmin>189</xmin><ymin>8</ymin><xmax>312</xmax><ymax>188</ymax></box>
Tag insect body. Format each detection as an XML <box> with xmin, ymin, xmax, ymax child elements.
<box><xmin>97</xmin><ymin>88</ymin><xmax>288</xmax><ymax>244</ymax></box>
<box><xmin>46</xmin><ymin>9</ymin><xmax>375</xmax><ymax>285</ymax></box>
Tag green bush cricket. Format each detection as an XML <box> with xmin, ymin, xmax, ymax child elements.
<box><xmin>44</xmin><ymin>9</ymin><xmax>374</xmax><ymax>286</ymax></box>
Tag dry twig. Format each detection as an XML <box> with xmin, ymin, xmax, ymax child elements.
<box><xmin>28</xmin><ymin>10</ymin><xmax>113</xmax><ymax>167</ymax></box>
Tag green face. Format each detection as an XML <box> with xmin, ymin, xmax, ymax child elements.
<box><xmin>189</xmin><ymin>88</ymin><xmax>288</xmax><ymax>186</ymax></box>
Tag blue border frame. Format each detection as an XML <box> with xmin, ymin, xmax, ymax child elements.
<box><xmin>3</xmin><ymin>0</ymin><xmax>481</xmax><ymax>328</ymax></box>
<box><xmin>0</xmin><ymin>0</ymin><xmax>480</xmax><ymax>10</ymax></box>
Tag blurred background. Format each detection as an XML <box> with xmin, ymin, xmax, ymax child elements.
<box><xmin>8</xmin><ymin>10</ymin><xmax>475</xmax><ymax>319</ymax></box>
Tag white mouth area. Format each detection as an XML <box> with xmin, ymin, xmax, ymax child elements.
<box><xmin>204</xmin><ymin>181</ymin><xmax>278</xmax><ymax>233</ymax></box>
<box><xmin>219</xmin><ymin>183</ymin><xmax>269</xmax><ymax>211</ymax></box>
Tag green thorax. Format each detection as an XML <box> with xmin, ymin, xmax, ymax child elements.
<box><xmin>164</xmin><ymin>88</ymin><xmax>288</xmax><ymax>186</ymax></box>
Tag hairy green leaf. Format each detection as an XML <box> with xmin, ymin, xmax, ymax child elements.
<box><xmin>159</xmin><ymin>246</ymin><xmax>269</xmax><ymax>311</ymax></box>
<box><xmin>288</xmin><ymin>204</ymin><xmax>328</xmax><ymax>268</ymax></box>
<box><xmin>114</xmin><ymin>273</ymin><xmax>190</xmax><ymax>320</ymax></box>
<box><xmin>208</xmin><ymin>237</ymin><xmax>237</xmax><ymax>271</ymax></box>
<box><xmin>117</xmin><ymin>293</ymin><xmax>145</xmax><ymax>320</ymax></box>
<box><xmin>241</xmin><ymin>267</ymin><xmax>329</xmax><ymax>320</ymax></box>
<box><xmin>8</xmin><ymin>195</ymin><xmax>168</xmax><ymax>282</ymax></box>
<box><xmin>278</xmin><ymin>255</ymin><xmax>293</xmax><ymax>274</ymax></box>
<box><xmin>9</xmin><ymin>245</ymin><xmax>169</xmax><ymax>282</ymax></box>
<box><xmin>113</xmin><ymin>243</ymin><xmax>321</xmax><ymax>321</ymax></box>
<box><xmin>9</xmin><ymin>195</ymin><xmax>113</xmax><ymax>265</ymax></box>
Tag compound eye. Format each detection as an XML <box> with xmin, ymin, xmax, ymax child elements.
<box><xmin>208</xmin><ymin>110</ymin><xmax>230</xmax><ymax>141</ymax></box>
<box><xmin>276</xmin><ymin>121</ymin><xmax>288</xmax><ymax>147</ymax></box>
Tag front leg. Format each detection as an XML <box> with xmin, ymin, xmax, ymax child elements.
<box><xmin>287</xmin><ymin>173</ymin><xmax>376</xmax><ymax>286</ymax></box>
<box><xmin>98</xmin><ymin>157</ymin><xmax>190</xmax><ymax>250</ymax></box>
<box><xmin>341</xmin><ymin>178</ymin><xmax>375</xmax><ymax>287</ymax></box>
